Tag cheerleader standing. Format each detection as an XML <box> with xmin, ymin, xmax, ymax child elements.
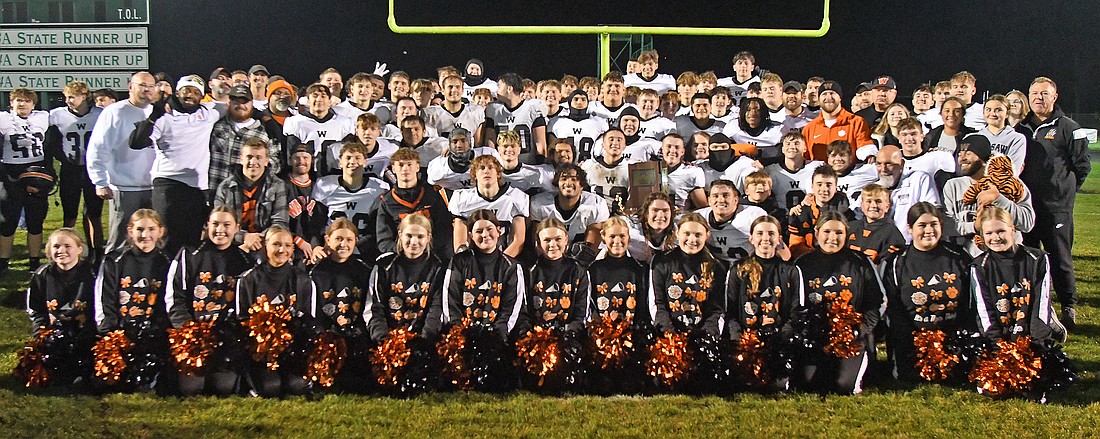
<box><xmin>94</xmin><ymin>209</ymin><xmax>172</xmax><ymax>392</ymax></box>
<box><xmin>726</xmin><ymin>216</ymin><xmax>803</xmax><ymax>391</ymax></box>
<box><xmin>236</xmin><ymin>226</ymin><xmax>317</xmax><ymax>397</ymax></box>
<box><xmin>793</xmin><ymin>211</ymin><xmax>884</xmax><ymax>395</ymax></box>
<box><xmin>166</xmin><ymin>207</ymin><xmax>255</xmax><ymax>396</ymax></box>
<box><xmin>882</xmin><ymin>203</ymin><xmax>972</xmax><ymax>382</ymax></box>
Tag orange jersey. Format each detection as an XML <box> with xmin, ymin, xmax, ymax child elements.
<box><xmin>801</xmin><ymin>108</ymin><xmax>873</xmax><ymax>161</ymax></box>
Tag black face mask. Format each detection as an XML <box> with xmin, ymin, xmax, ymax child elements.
<box><xmin>708</xmin><ymin>149</ymin><xmax>736</xmax><ymax>170</ymax></box>
<box><xmin>448</xmin><ymin>149</ymin><xmax>475</xmax><ymax>171</ymax></box>
<box><xmin>568</xmin><ymin>106</ymin><xmax>589</xmax><ymax>121</ymax></box>
<box><xmin>464</xmin><ymin>74</ymin><xmax>484</xmax><ymax>87</ymax></box>
<box><xmin>625</xmin><ymin>132</ymin><xmax>640</xmax><ymax>145</ymax></box>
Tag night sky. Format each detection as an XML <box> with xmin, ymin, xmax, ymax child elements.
<box><xmin>140</xmin><ymin>0</ymin><xmax>1100</xmax><ymax>112</ymax></box>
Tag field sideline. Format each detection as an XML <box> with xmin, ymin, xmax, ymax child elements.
<box><xmin>0</xmin><ymin>160</ymin><xmax>1099</xmax><ymax>437</ymax></box>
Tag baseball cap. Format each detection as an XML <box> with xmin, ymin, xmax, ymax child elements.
<box><xmin>873</xmin><ymin>75</ymin><xmax>897</xmax><ymax>90</ymax></box>
<box><xmin>818</xmin><ymin>80</ymin><xmax>843</xmax><ymax>97</ymax></box>
<box><xmin>249</xmin><ymin>64</ymin><xmax>270</xmax><ymax>76</ymax></box>
<box><xmin>291</xmin><ymin>141</ymin><xmax>314</xmax><ymax>156</ymax></box>
<box><xmin>854</xmin><ymin>82</ymin><xmax>872</xmax><ymax>94</ymax></box>
<box><xmin>176</xmin><ymin>74</ymin><xmax>206</xmax><ymax>93</ymax></box>
<box><xmin>449</xmin><ymin>127</ymin><xmax>471</xmax><ymax>141</ymax></box>
<box><xmin>959</xmin><ymin>134</ymin><xmax>992</xmax><ymax>162</ymax></box>
<box><xmin>782</xmin><ymin>80</ymin><xmax>803</xmax><ymax>93</ymax></box>
<box><xmin>209</xmin><ymin>67</ymin><xmax>230</xmax><ymax>81</ymax></box>
<box><xmin>228</xmin><ymin>85</ymin><xmax>253</xmax><ymax>100</ymax></box>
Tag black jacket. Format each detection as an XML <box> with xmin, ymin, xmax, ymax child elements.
<box><xmin>374</xmin><ymin>183</ymin><xmax>455</xmax><ymax>262</ymax></box>
<box><xmin>650</xmin><ymin>248</ymin><xmax>727</xmax><ymax>337</ymax></box>
<box><xmin>27</xmin><ymin>260</ymin><xmax>96</xmax><ymax>333</ymax></box>
<box><xmin>443</xmin><ymin>249</ymin><xmax>525</xmax><ymax>341</ymax></box>
<box><xmin>588</xmin><ymin>254</ymin><xmax>650</xmax><ymax>324</ymax></box>
<box><xmin>847</xmin><ymin>217</ymin><xmax>906</xmax><ymax>264</ymax></box>
<box><xmin>519</xmin><ymin>256</ymin><xmax>589</xmax><ymax>334</ymax></box>
<box><xmin>794</xmin><ymin>249</ymin><xmax>885</xmax><ymax>349</ymax></box>
<box><xmin>367</xmin><ymin>252</ymin><xmax>446</xmax><ymax>342</ymax></box>
<box><xmin>970</xmin><ymin>245</ymin><xmax>1056</xmax><ymax>343</ymax></box>
<box><xmin>235</xmin><ymin>262</ymin><xmax>316</xmax><ymax>320</ymax></box>
<box><xmin>310</xmin><ymin>257</ymin><xmax>373</xmax><ymax>338</ymax></box>
<box><xmin>96</xmin><ymin>246</ymin><xmax>172</xmax><ymax>334</ymax></box>
<box><xmin>1021</xmin><ymin>106</ymin><xmax>1091</xmax><ymax>213</ymax></box>
<box><xmin>167</xmin><ymin>241</ymin><xmax>254</xmax><ymax>327</ymax></box>
<box><xmin>725</xmin><ymin>255</ymin><xmax>802</xmax><ymax>339</ymax></box>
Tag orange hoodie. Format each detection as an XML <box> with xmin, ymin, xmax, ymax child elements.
<box><xmin>800</xmin><ymin>108</ymin><xmax>873</xmax><ymax>161</ymax></box>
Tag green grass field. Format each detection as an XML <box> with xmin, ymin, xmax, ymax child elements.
<box><xmin>1</xmin><ymin>171</ymin><xmax>1099</xmax><ymax>438</ymax></box>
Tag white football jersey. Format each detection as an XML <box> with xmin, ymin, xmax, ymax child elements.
<box><xmin>836</xmin><ymin>164</ymin><xmax>880</xmax><ymax>207</ymax></box>
<box><xmin>462</xmin><ymin>78</ymin><xmax>498</xmax><ymax>102</ymax></box>
<box><xmin>551</xmin><ymin>116</ymin><xmax>608</xmax><ymax>162</ymax></box>
<box><xmin>723</xmin><ymin>123</ymin><xmax>785</xmax><ymax>159</ymax></box>
<box><xmin>284</xmin><ymin>112</ymin><xmax>355</xmax><ymax>158</ymax></box>
<box><xmin>592</xmin><ymin>136</ymin><xmax>660</xmax><ymax>164</ymax></box>
<box><xmin>48</xmin><ymin>106</ymin><xmax>102</xmax><ymax>165</ymax></box>
<box><xmin>697</xmin><ymin>205</ymin><xmax>767</xmax><ymax>262</ymax></box>
<box><xmin>588</xmin><ymin>102</ymin><xmax>635</xmax><ymax>128</ymax></box>
<box><xmin>716</xmin><ymin>75</ymin><xmax>760</xmax><ymax>105</ymax></box>
<box><xmin>580</xmin><ymin>157</ymin><xmax>630</xmax><ymax>214</ymax></box>
<box><xmin>638</xmin><ymin>115</ymin><xmax>676</xmax><ymax>140</ymax></box>
<box><xmin>313</xmin><ymin>175</ymin><xmax>390</xmax><ymax>240</ymax></box>
<box><xmin>903</xmin><ymin>150</ymin><xmax>955</xmax><ymax>180</ymax></box>
<box><xmin>674</xmin><ymin>115</ymin><xmax>725</xmax><ymax>138</ymax></box>
<box><xmin>664</xmin><ymin>163</ymin><xmax>707</xmax><ymax>210</ymax></box>
<box><xmin>529</xmin><ymin>191</ymin><xmax>611</xmax><ymax>242</ymax></box>
<box><xmin>332</xmin><ymin>100</ymin><xmax>395</xmax><ymax>126</ymax></box>
<box><xmin>624</xmin><ymin>73</ymin><xmax>676</xmax><ymax>94</ymax></box>
<box><xmin>888</xmin><ymin>171</ymin><xmax>942</xmax><ymax>242</ymax></box>
<box><xmin>698</xmin><ymin>155</ymin><xmax>757</xmax><ymax>190</ymax></box>
<box><xmin>502</xmin><ymin>163</ymin><xmax>554</xmax><ymax>195</ymax></box>
<box><xmin>1</xmin><ymin>110</ymin><xmax>49</xmax><ymax>164</ymax></box>
<box><xmin>364</xmin><ymin>139</ymin><xmax>399</xmax><ymax>179</ymax></box>
<box><xmin>448</xmin><ymin>184</ymin><xmax>531</xmax><ymax>248</ymax></box>
<box><xmin>485</xmin><ymin>99</ymin><xmax>547</xmax><ymax>164</ymax></box>
<box><xmin>426</xmin><ymin>147</ymin><xmax>500</xmax><ymax>190</ymax></box>
<box><xmin>779</xmin><ymin>106</ymin><xmax>815</xmax><ymax>134</ymax></box>
<box><xmin>380</xmin><ymin>123</ymin><xmax>440</xmax><ymax>142</ymax></box>
<box><xmin>765</xmin><ymin>160</ymin><xmax>825</xmax><ymax>209</ymax></box>
<box><xmin>424</xmin><ymin>103</ymin><xmax>485</xmax><ymax>137</ymax></box>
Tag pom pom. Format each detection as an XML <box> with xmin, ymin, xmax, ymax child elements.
<box><xmin>1035</xmin><ymin>340</ymin><xmax>1078</xmax><ymax>393</ymax></box>
<box><xmin>646</xmin><ymin>331</ymin><xmax>691</xmax><ymax>388</ymax></box>
<box><xmin>13</xmin><ymin>329</ymin><xmax>52</xmax><ymax>388</ymax></box>
<box><xmin>687</xmin><ymin>331</ymin><xmax>728</xmax><ymax>394</ymax></box>
<box><xmin>823</xmin><ymin>299</ymin><xmax>862</xmax><ymax>359</ymax></box>
<box><xmin>244</xmin><ymin>298</ymin><xmax>294</xmax><ymax>370</ymax></box>
<box><xmin>969</xmin><ymin>336</ymin><xmax>1042</xmax><ymax>398</ymax></box>
<box><xmin>93</xmin><ymin>330</ymin><xmax>133</xmax><ymax>385</ymax></box>
<box><xmin>304</xmin><ymin>331</ymin><xmax>347</xmax><ymax>388</ymax></box>
<box><xmin>733</xmin><ymin>329</ymin><xmax>771</xmax><ymax>389</ymax></box>
<box><xmin>466</xmin><ymin>322</ymin><xmax>515</xmax><ymax>393</ymax></box>
<box><xmin>372</xmin><ymin>328</ymin><xmax>417</xmax><ymax>387</ymax></box>
<box><xmin>587</xmin><ymin>315</ymin><xmax>633</xmax><ymax>370</ymax></box>
<box><xmin>437</xmin><ymin>319</ymin><xmax>471</xmax><ymax>389</ymax></box>
<box><xmin>913</xmin><ymin>328</ymin><xmax>960</xmax><ymax>381</ymax></box>
<box><xmin>515</xmin><ymin>325</ymin><xmax>561</xmax><ymax>386</ymax></box>
<box><xmin>125</xmin><ymin>321</ymin><xmax>167</xmax><ymax>390</ymax></box>
<box><xmin>167</xmin><ymin>320</ymin><xmax>218</xmax><ymax>376</ymax></box>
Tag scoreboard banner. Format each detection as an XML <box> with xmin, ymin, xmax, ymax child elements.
<box><xmin>0</xmin><ymin>72</ymin><xmax>132</xmax><ymax>91</ymax></box>
<box><xmin>1</xmin><ymin>50</ymin><xmax>149</xmax><ymax>70</ymax></box>
<box><xmin>0</xmin><ymin>27</ymin><xmax>147</xmax><ymax>48</ymax></box>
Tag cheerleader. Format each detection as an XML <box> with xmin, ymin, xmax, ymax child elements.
<box><xmin>793</xmin><ymin>211</ymin><xmax>884</xmax><ymax>395</ymax></box>
<box><xmin>94</xmin><ymin>209</ymin><xmax>172</xmax><ymax>392</ymax></box>
<box><xmin>166</xmin><ymin>207</ymin><xmax>255</xmax><ymax>396</ymax></box>
<box><xmin>649</xmin><ymin>213</ymin><xmax>728</xmax><ymax>392</ymax></box>
<box><xmin>236</xmin><ymin>226</ymin><xmax>317</xmax><ymax>397</ymax></box>
<box><xmin>882</xmin><ymin>203</ymin><xmax>972</xmax><ymax>382</ymax></box>
<box><xmin>586</xmin><ymin>216</ymin><xmax>650</xmax><ymax>394</ymax></box>
<box><xmin>627</xmin><ymin>192</ymin><xmax>677</xmax><ymax>264</ymax></box>
<box><xmin>971</xmin><ymin>206</ymin><xmax>1060</xmax><ymax>345</ymax></box>
<box><xmin>367</xmin><ymin>213</ymin><xmax>446</xmax><ymax>342</ymax></box>
<box><xmin>22</xmin><ymin>228</ymin><xmax>96</xmax><ymax>386</ymax></box>
<box><xmin>440</xmin><ymin>209</ymin><xmax>525</xmax><ymax>391</ymax></box>
<box><xmin>310</xmin><ymin>218</ymin><xmax>374</xmax><ymax>391</ymax></box>
<box><xmin>515</xmin><ymin>219</ymin><xmax>589</xmax><ymax>390</ymax></box>
<box><xmin>726</xmin><ymin>215</ymin><xmax>803</xmax><ymax>391</ymax></box>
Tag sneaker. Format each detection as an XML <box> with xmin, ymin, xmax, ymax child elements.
<box><xmin>1050</xmin><ymin>310</ymin><xmax>1068</xmax><ymax>343</ymax></box>
<box><xmin>1062</xmin><ymin>306</ymin><xmax>1077</xmax><ymax>333</ymax></box>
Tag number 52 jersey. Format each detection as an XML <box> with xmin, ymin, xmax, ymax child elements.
<box><xmin>0</xmin><ymin>110</ymin><xmax>49</xmax><ymax>164</ymax></box>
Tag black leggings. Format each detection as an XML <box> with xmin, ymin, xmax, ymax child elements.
<box><xmin>58</xmin><ymin>162</ymin><xmax>104</xmax><ymax>222</ymax></box>
<box><xmin>794</xmin><ymin>349</ymin><xmax>872</xmax><ymax>395</ymax></box>
<box><xmin>0</xmin><ymin>163</ymin><xmax>49</xmax><ymax>236</ymax></box>
<box><xmin>178</xmin><ymin>371</ymin><xmax>240</xmax><ymax>397</ymax></box>
<box><xmin>152</xmin><ymin>177</ymin><xmax>208</xmax><ymax>256</ymax></box>
<box><xmin>247</xmin><ymin>364</ymin><xmax>310</xmax><ymax>397</ymax></box>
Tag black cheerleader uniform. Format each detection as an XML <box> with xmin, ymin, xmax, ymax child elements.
<box><xmin>166</xmin><ymin>241</ymin><xmax>254</xmax><ymax>396</ymax></box>
<box><xmin>726</xmin><ymin>255</ymin><xmax>803</xmax><ymax>391</ymax></box>
<box><xmin>793</xmin><ymin>248</ymin><xmax>884</xmax><ymax>394</ymax></box>
<box><xmin>310</xmin><ymin>256</ymin><xmax>374</xmax><ymax>391</ymax></box>
<box><xmin>515</xmin><ymin>255</ymin><xmax>590</xmax><ymax>391</ymax></box>
<box><xmin>24</xmin><ymin>260</ymin><xmax>97</xmax><ymax>385</ymax></box>
<box><xmin>94</xmin><ymin>245</ymin><xmax>173</xmax><ymax>391</ymax></box>
<box><xmin>649</xmin><ymin>249</ymin><xmax>727</xmax><ymax>337</ymax></box>
<box><xmin>970</xmin><ymin>245</ymin><xmax>1057</xmax><ymax>344</ymax></box>
<box><xmin>235</xmin><ymin>261</ymin><xmax>317</xmax><ymax>397</ymax></box>
<box><xmin>367</xmin><ymin>252</ymin><xmax>447</xmax><ymax>342</ymax></box>
<box><xmin>586</xmin><ymin>253</ymin><xmax>650</xmax><ymax>395</ymax></box>
<box><xmin>442</xmin><ymin>248</ymin><xmax>525</xmax><ymax>341</ymax></box>
<box><xmin>882</xmin><ymin>243</ymin><xmax>972</xmax><ymax>382</ymax></box>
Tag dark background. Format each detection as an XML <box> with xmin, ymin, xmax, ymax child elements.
<box><xmin>53</xmin><ymin>1</ymin><xmax>1100</xmax><ymax>111</ymax></box>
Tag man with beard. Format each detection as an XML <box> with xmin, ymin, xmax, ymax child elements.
<box><xmin>130</xmin><ymin>74</ymin><xmax>228</xmax><ymax>255</ymax></box>
<box><xmin>589</xmin><ymin>72</ymin><xmax>633</xmax><ymax>127</ymax></box>
<box><xmin>942</xmin><ymin>134</ymin><xmax>1034</xmax><ymax>257</ymax></box>
<box><xmin>922</xmin><ymin>97</ymin><xmax>974</xmax><ymax>156</ymax></box>
<box><xmin>87</xmin><ymin>72</ymin><xmax>157</xmax><ymax>253</ymax></box>
<box><xmin>855</xmin><ymin>75</ymin><xmax>898</xmax><ymax>127</ymax></box>
<box><xmin>214</xmin><ymin>138</ymin><xmax>289</xmax><ymax>251</ymax></box>
<box><xmin>462</xmin><ymin>58</ymin><xmax>497</xmax><ymax>102</ymax></box>
<box><xmin>675</xmin><ymin>92</ymin><xmax>725</xmax><ymax>138</ymax></box>
<box><xmin>209</xmin><ymin>86</ymin><xmax>276</xmax><ymax>200</ymax></box>
<box><xmin>636</xmin><ymin>89</ymin><xmax>676</xmax><ymax>140</ymax></box>
<box><xmin>529</xmin><ymin>163</ymin><xmax>610</xmax><ymax>247</ymax></box>
<box><xmin>717</xmin><ymin>51</ymin><xmax>761</xmax><ymax>105</ymax></box>
<box><xmin>696</xmin><ymin>179</ymin><xmax>766</xmax><ymax>263</ymax></box>
<box><xmin>802</xmin><ymin>81</ymin><xmax>875</xmax><ymax>162</ymax></box>
<box><xmin>874</xmin><ymin>145</ymin><xmax>940</xmax><ymax>242</ymax></box>
<box><xmin>334</xmin><ymin>72</ymin><xmax>395</xmax><ymax>126</ymax></box>
<box><xmin>660</xmin><ymin>133</ymin><xmax>707</xmax><ymax>210</ymax></box>
<box><xmin>258</xmin><ymin>78</ymin><xmax>297</xmax><ymax>154</ymax></box>
<box><xmin>624</xmin><ymin>50</ymin><xmax>676</xmax><ymax>94</ymax></box>
<box><xmin>698</xmin><ymin>133</ymin><xmax>756</xmax><ymax>188</ymax></box>
<box><xmin>481</xmin><ymin>73</ymin><xmax>548</xmax><ymax>165</ymax></box>
<box><xmin>203</xmin><ymin>68</ymin><xmax>231</xmax><ymax>103</ymax></box>
<box><xmin>427</xmin><ymin>127</ymin><xmax>499</xmax><ymax>190</ymax></box>
<box><xmin>1020</xmin><ymin>76</ymin><xmax>1091</xmax><ymax>328</ymax></box>
<box><xmin>551</xmin><ymin>90</ymin><xmax>608</xmax><ymax>163</ymax></box>
<box><xmin>778</xmin><ymin>81</ymin><xmax>814</xmax><ymax>134</ymax></box>
<box><xmin>283</xmin><ymin>83</ymin><xmax>356</xmax><ymax>173</ymax></box>
<box><xmin>425</xmin><ymin>75</ymin><xmax>485</xmax><ymax>138</ymax></box>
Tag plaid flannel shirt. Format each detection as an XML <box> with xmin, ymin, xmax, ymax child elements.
<box><xmin>209</xmin><ymin>117</ymin><xmax>277</xmax><ymax>192</ymax></box>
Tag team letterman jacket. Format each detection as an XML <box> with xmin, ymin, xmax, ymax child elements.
<box><xmin>970</xmin><ymin>246</ymin><xmax>1056</xmax><ymax>343</ymax></box>
<box><xmin>725</xmin><ymin>256</ymin><xmax>803</xmax><ymax>339</ymax></box>
<box><xmin>366</xmin><ymin>252</ymin><xmax>446</xmax><ymax>342</ymax></box>
<box><xmin>588</xmin><ymin>254</ymin><xmax>650</xmax><ymax>324</ymax></box>
<box><xmin>650</xmin><ymin>249</ymin><xmax>728</xmax><ymax>337</ymax></box>
<box><xmin>794</xmin><ymin>249</ymin><xmax>885</xmax><ymax>348</ymax></box>
<box><xmin>27</xmin><ymin>260</ymin><xmax>96</xmax><ymax>333</ymax></box>
<box><xmin>166</xmin><ymin>241</ymin><xmax>254</xmax><ymax>327</ymax></box>
<box><xmin>442</xmin><ymin>249</ymin><xmax>526</xmax><ymax>340</ymax></box>
<box><xmin>95</xmin><ymin>246</ymin><xmax>172</xmax><ymax>333</ymax></box>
